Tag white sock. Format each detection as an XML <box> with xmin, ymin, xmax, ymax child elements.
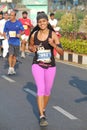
<box><xmin>9</xmin><ymin>67</ymin><xmax>14</xmax><ymax>70</ymax></box>
<box><xmin>40</xmin><ymin>115</ymin><xmax>45</xmax><ymax>119</ymax></box>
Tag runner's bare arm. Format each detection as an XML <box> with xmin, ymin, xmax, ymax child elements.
<box><xmin>16</xmin><ymin>30</ymin><xmax>25</xmax><ymax>38</ymax></box>
<box><xmin>48</xmin><ymin>31</ymin><xmax>63</xmax><ymax>55</ymax></box>
<box><xmin>28</xmin><ymin>33</ymin><xmax>37</xmax><ymax>52</ymax></box>
<box><xmin>3</xmin><ymin>32</ymin><xmax>7</xmax><ymax>39</ymax></box>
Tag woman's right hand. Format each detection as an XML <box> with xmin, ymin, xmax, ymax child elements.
<box><xmin>29</xmin><ymin>45</ymin><xmax>37</xmax><ymax>52</ymax></box>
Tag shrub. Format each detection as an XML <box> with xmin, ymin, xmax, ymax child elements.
<box><xmin>79</xmin><ymin>15</ymin><xmax>87</xmax><ymax>33</ymax></box>
<box><xmin>55</xmin><ymin>10</ymin><xmax>65</xmax><ymax>21</ymax></box>
<box><xmin>76</xmin><ymin>10</ymin><xmax>86</xmax><ymax>20</ymax></box>
<box><xmin>61</xmin><ymin>37</ymin><xmax>87</xmax><ymax>54</ymax></box>
<box><xmin>59</xmin><ymin>12</ymin><xmax>77</xmax><ymax>32</ymax></box>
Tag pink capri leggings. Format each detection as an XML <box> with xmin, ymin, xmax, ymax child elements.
<box><xmin>32</xmin><ymin>64</ymin><xmax>56</xmax><ymax>96</ymax></box>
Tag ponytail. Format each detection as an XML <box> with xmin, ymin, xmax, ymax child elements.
<box><xmin>29</xmin><ymin>25</ymin><xmax>40</xmax><ymax>41</ymax></box>
<box><xmin>47</xmin><ymin>23</ymin><xmax>55</xmax><ymax>32</ymax></box>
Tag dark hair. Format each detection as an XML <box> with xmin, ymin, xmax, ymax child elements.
<box><xmin>28</xmin><ymin>11</ymin><xmax>55</xmax><ymax>42</ymax></box>
<box><xmin>15</xmin><ymin>12</ymin><xmax>16</xmax><ymax>16</ymax></box>
<box><xmin>50</xmin><ymin>12</ymin><xmax>55</xmax><ymax>16</ymax></box>
<box><xmin>37</xmin><ymin>11</ymin><xmax>48</xmax><ymax>22</ymax></box>
<box><xmin>4</xmin><ymin>11</ymin><xmax>8</xmax><ymax>15</ymax></box>
<box><xmin>37</xmin><ymin>11</ymin><xmax>45</xmax><ymax>15</ymax></box>
<box><xmin>22</xmin><ymin>11</ymin><xmax>28</xmax><ymax>15</ymax></box>
<box><xmin>29</xmin><ymin>23</ymin><xmax>55</xmax><ymax>42</ymax></box>
<box><xmin>0</xmin><ymin>11</ymin><xmax>3</xmax><ymax>15</ymax></box>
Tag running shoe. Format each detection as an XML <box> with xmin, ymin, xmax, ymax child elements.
<box><xmin>39</xmin><ymin>116</ymin><xmax>48</xmax><ymax>127</ymax></box>
<box><xmin>8</xmin><ymin>67</ymin><xmax>16</xmax><ymax>75</ymax></box>
<box><xmin>11</xmin><ymin>68</ymin><xmax>16</xmax><ymax>74</ymax></box>
<box><xmin>8</xmin><ymin>68</ymin><xmax>13</xmax><ymax>75</ymax></box>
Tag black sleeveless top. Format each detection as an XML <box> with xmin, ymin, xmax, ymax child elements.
<box><xmin>32</xmin><ymin>30</ymin><xmax>56</xmax><ymax>68</ymax></box>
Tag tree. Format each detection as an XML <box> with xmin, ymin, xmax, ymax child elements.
<box><xmin>79</xmin><ymin>15</ymin><xmax>87</xmax><ymax>33</ymax></box>
<box><xmin>59</xmin><ymin>12</ymin><xmax>77</xmax><ymax>33</ymax></box>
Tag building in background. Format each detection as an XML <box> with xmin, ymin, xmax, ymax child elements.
<box><xmin>1</xmin><ymin>0</ymin><xmax>86</xmax><ymax>26</ymax></box>
<box><xmin>0</xmin><ymin>0</ymin><xmax>12</xmax><ymax>12</ymax></box>
<box><xmin>0</xmin><ymin>0</ymin><xmax>48</xmax><ymax>25</ymax></box>
<box><xmin>21</xmin><ymin>0</ymin><xmax>48</xmax><ymax>26</ymax></box>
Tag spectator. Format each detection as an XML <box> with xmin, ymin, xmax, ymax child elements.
<box><xmin>49</xmin><ymin>12</ymin><xmax>58</xmax><ymax>29</ymax></box>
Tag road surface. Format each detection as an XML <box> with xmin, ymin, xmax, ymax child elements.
<box><xmin>0</xmin><ymin>54</ymin><xmax>87</xmax><ymax>130</ymax></box>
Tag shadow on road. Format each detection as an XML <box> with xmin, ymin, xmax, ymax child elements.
<box><xmin>23</xmin><ymin>82</ymin><xmax>39</xmax><ymax>120</ymax></box>
<box><xmin>69</xmin><ymin>76</ymin><xmax>87</xmax><ymax>103</ymax></box>
<box><xmin>23</xmin><ymin>82</ymin><xmax>53</xmax><ymax>130</ymax></box>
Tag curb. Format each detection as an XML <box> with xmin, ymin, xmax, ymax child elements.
<box><xmin>56</xmin><ymin>51</ymin><xmax>87</xmax><ymax>65</ymax></box>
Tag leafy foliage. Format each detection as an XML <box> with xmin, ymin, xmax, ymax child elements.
<box><xmin>54</xmin><ymin>10</ymin><xmax>65</xmax><ymax>21</ymax></box>
<box><xmin>79</xmin><ymin>15</ymin><xmax>87</xmax><ymax>33</ymax></box>
<box><xmin>58</xmin><ymin>12</ymin><xmax>77</xmax><ymax>32</ymax></box>
<box><xmin>61</xmin><ymin>37</ymin><xmax>87</xmax><ymax>54</ymax></box>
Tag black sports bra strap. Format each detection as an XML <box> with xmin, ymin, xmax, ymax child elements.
<box><xmin>34</xmin><ymin>30</ymin><xmax>52</xmax><ymax>43</ymax></box>
<box><xmin>48</xmin><ymin>30</ymin><xmax>52</xmax><ymax>38</ymax></box>
<box><xmin>34</xmin><ymin>31</ymin><xmax>38</xmax><ymax>41</ymax></box>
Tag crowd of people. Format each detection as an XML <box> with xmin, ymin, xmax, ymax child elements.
<box><xmin>0</xmin><ymin>10</ymin><xmax>33</xmax><ymax>74</ymax></box>
<box><xmin>0</xmin><ymin>10</ymin><xmax>63</xmax><ymax>127</ymax></box>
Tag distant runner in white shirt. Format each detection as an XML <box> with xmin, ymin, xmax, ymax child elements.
<box><xmin>0</xmin><ymin>11</ymin><xmax>4</xmax><ymax>57</ymax></box>
<box><xmin>49</xmin><ymin>13</ymin><xmax>58</xmax><ymax>29</ymax></box>
<box><xmin>2</xmin><ymin>12</ymin><xmax>9</xmax><ymax>58</ymax></box>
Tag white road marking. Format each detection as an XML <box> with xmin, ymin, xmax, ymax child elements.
<box><xmin>24</xmin><ymin>88</ymin><xmax>37</xmax><ymax>97</ymax></box>
<box><xmin>53</xmin><ymin>106</ymin><xmax>78</xmax><ymax>120</ymax></box>
<box><xmin>1</xmin><ymin>75</ymin><xmax>16</xmax><ymax>83</ymax></box>
<box><xmin>24</xmin><ymin>88</ymin><xmax>78</xmax><ymax>120</ymax></box>
<box><xmin>1</xmin><ymin>74</ymin><xmax>79</xmax><ymax>120</ymax></box>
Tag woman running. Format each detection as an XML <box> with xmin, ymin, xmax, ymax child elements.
<box><xmin>28</xmin><ymin>12</ymin><xmax>63</xmax><ymax>127</ymax></box>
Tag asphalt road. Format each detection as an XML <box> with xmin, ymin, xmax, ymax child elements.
<box><xmin>0</xmin><ymin>53</ymin><xmax>87</xmax><ymax>130</ymax></box>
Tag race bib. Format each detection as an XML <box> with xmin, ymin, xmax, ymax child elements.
<box><xmin>37</xmin><ymin>49</ymin><xmax>51</xmax><ymax>63</ymax></box>
<box><xmin>9</xmin><ymin>31</ymin><xmax>16</xmax><ymax>37</ymax></box>
<box><xmin>23</xmin><ymin>25</ymin><xmax>28</xmax><ymax>30</ymax></box>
